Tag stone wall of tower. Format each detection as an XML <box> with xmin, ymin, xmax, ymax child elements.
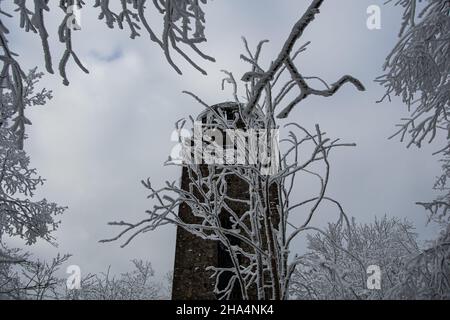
<box><xmin>171</xmin><ymin>165</ymin><xmax>253</xmax><ymax>300</ymax></box>
<box><xmin>172</xmin><ymin>167</ymin><xmax>218</xmax><ymax>300</ymax></box>
<box><xmin>171</xmin><ymin>166</ymin><xmax>280</xmax><ymax>300</ymax></box>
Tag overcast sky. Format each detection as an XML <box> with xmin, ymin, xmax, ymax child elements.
<box><xmin>4</xmin><ymin>0</ymin><xmax>443</xmax><ymax>281</ymax></box>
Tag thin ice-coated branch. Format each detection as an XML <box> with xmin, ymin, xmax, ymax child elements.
<box><xmin>242</xmin><ymin>0</ymin><xmax>365</xmax><ymax>118</ymax></box>
<box><xmin>243</xmin><ymin>0</ymin><xmax>325</xmax><ymax>115</ymax></box>
<box><xmin>277</xmin><ymin>58</ymin><xmax>365</xmax><ymax>118</ymax></box>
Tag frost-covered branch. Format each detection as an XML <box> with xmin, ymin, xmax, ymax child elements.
<box><xmin>0</xmin><ymin>70</ymin><xmax>65</xmax><ymax>245</ymax></box>
<box><xmin>65</xmin><ymin>260</ymin><xmax>165</xmax><ymax>300</ymax></box>
<box><xmin>0</xmin><ymin>0</ymin><xmax>214</xmax><ymax>147</ymax></box>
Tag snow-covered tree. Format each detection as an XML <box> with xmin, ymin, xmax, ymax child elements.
<box><xmin>386</xmin><ymin>226</ymin><xmax>450</xmax><ymax>299</ymax></box>
<box><xmin>289</xmin><ymin>217</ymin><xmax>420</xmax><ymax>300</ymax></box>
<box><xmin>2</xmin><ymin>255</ymin><xmax>166</xmax><ymax>300</ymax></box>
<box><xmin>379</xmin><ymin>0</ymin><xmax>449</xmax><ymax>174</ymax></box>
<box><xmin>0</xmin><ymin>246</ymin><xmax>70</xmax><ymax>300</ymax></box>
<box><xmin>103</xmin><ymin>0</ymin><xmax>365</xmax><ymax>300</ymax></box>
<box><xmin>1</xmin><ymin>69</ymin><xmax>66</xmax><ymax>299</ymax></box>
<box><xmin>65</xmin><ymin>260</ymin><xmax>165</xmax><ymax>300</ymax></box>
<box><xmin>379</xmin><ymin>0</ymin><xmax>450</xmax><ymax>300</ymax></box>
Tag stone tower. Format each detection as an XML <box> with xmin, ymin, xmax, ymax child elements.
<box><xmin>171</xmin><ymin>103</ymin><xmax>278</xmax><ymax>300</ymax></box>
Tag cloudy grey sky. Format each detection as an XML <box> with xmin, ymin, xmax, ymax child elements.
<box><xmin>5</xmin><ymin>0</ymin><xmax>443</xmax><ymax>281</ymax></box>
